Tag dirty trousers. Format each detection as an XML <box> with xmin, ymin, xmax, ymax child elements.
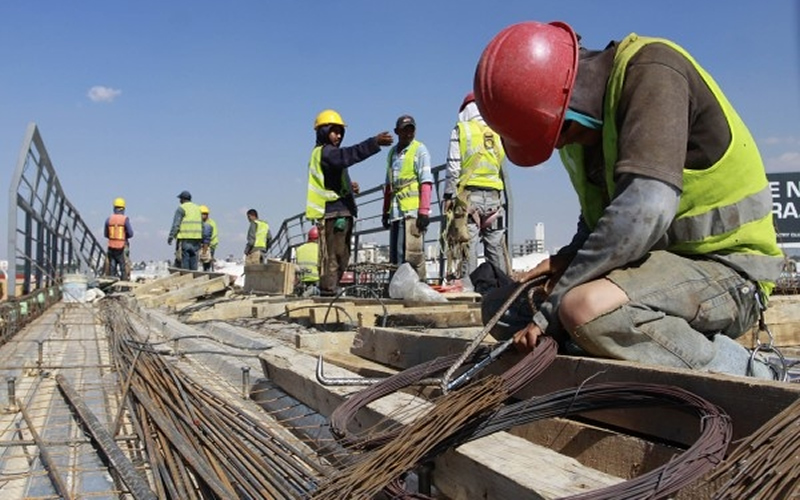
<box><xmin>319</xmin><ymin>217</ymin><xmax>353</xmax><ymax>293</ymax></box>
<box><xmin>572</xmin><ymin>251</ymin><xmax>773</xmax><ymax>379</ymax></box>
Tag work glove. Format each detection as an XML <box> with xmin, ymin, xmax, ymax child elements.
<box><xmin>167</xmin><ymin>237</ymin><xmax>173</xmax><ymax>245</ymax></box>
<box><xmin>381</xmin><ymin>214</ymin><xmax>391</xmax><ymax>230</ymax></box>
<box><xmin>416</xmin><ymin>214</ymin><xmax>430</xmax><ymax>231</ymax></box>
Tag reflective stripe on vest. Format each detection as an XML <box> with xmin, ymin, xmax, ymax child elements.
<box><xmin>457</xmin><ymin>121</ymin><xmax>505</xmax><ymax>190</ymax></box>
<box><xmin>306</xmin><ymin>146</ymin><xmax>344</xmax><ymax>220</ymax></box>
<box><xmin>562</xmin><ymin>33</ymin><xmax>782</xmax><ymax>291</ymax></box>
<box><xmin>177</xmin><ymin>202</ymin><xmax>203</xmax><ymax>240</ymax></box>
<box><xmin>387</xmin><ymin>140</ymin><xmax>421</xmax><ymax>213</ymax></box>
<box><xmin>107</xmin><ymin>213</ymin><xmax>127</xmax><ymax>249</ymax></box>
<box><xmin>296</xmin><ymin>242</ymin><xmax>319</xmax><ymax>282</ymax></box>
<box><xmin>207</xmin><ymin>218</ymin><xmax>219</xmax><ymax>248</ymax></box>
<box><xmin>254</xmin><ymin>220</ymin><xmax>269</xmax><ymax>249</ymax></box>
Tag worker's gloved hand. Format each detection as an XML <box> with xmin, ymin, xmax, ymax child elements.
<box><xmin>167</xmin><ymin>237</ymin><xmax>173</xmax><ymax>245</ymax></box>
<box><xmin>416</xmin><ymin>214</ymin><xmax>430</xmax><ymax>231</ymax></box>
<box><xmin>381</xmin><ymin>214</ymin><xmax>391</xmax><ymax>230</ymax></box>
<box><xmin>375</xmin><ymin>132</ymin><xmax>394</xmax><ymax>146</ymax></box>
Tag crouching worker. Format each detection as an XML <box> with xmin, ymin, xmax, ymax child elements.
<box><xmin>475</xmin><ymin>21</ymin><xmax>784</xmax><ymax>380</ymax></box>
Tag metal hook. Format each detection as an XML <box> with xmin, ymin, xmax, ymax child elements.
<box><xmin>315</xmin><ymin>355</ymin><xmax>441</xmax><ymax>387</ymax></box>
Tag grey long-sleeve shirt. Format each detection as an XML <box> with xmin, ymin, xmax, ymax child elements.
<box><xmin>534</xmin><ymin>174</ymin><xmax>680</xmax><ymax>335</ymax></box>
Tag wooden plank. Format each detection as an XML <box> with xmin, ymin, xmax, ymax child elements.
<box><xmin>321</xmin><ymin>351</ymin><xmax>396</xmax><ymax>379</ymax></box>
<box><xmin>505</xmin><ymin>354</ymin><xmax>800</xmax><ymax>443</ymax></box>
<box><xmin>132</xmin><ymin>272</ymin><xmax>186</xmax><ymax>297</ymax></box>
<box><xmin>141</xmin><ymin>276</ymin><xmax>228</xmax><ymax>308</ymax></box>
<box><xmin>253</xmin><ymin>300</ymin><xmax>304</xmax><ymax>319</ymax></box>
<box><xmin>352</xmin><ymin>326</ymin><xmax>800</xmax><ymax>443</ymax></box>
<box><xmin>258</xmin><ymin>345</ymin><xmax>621</xmax><ymax>499</ymax></box>
<box><xmin>243</xmin><ymin>262</ymin><xmax>293</xmax><ymax>294</ymax></box>
<box><xmin>384</xmin><ymin>308</ymin><xmax>482</xmax><ymax>328</ymax></box>
<box><xmin>184</xmin><ymin>299</ymin><xmax>257</xmax><ymax>323</ymax></box>
<box><xmin>351</xmin><ymin>325</ymin><xmax>484</xmax><ymax>369</ymax></box>
<box><xmin>308</xmin><ymin>303</ymin><xmax>408</xmax><ymax>326</ymax></box>
<box><xmin>294</xmin><ymin>331</ymin><xmax>356</xmax><ymax>354</ymax></box>
<box><xmin>736</xmin><ymin>295</ymin><xmax>800</xmax><ymax>347</ymax></box>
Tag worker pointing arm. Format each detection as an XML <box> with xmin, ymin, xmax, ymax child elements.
<box><xmin>305</xmin><ymin>109</ymin><xmax>393</xmax><ymax>296</ymax></box>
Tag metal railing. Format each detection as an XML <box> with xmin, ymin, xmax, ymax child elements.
<box><xmin>266</xmin><ymin>164</ymin><xmax>512</xmax><ymax>284</ymax></box>
<box><xmin>6</xmin><ymin>123</ymin><xmax>105</xmax><ymax>298</ymax></box>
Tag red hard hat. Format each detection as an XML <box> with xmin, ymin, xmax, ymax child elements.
<box><xmin>308</xmin><ymin>226</ymin><xmax>319</xmax><ymax>241</ymax></box>
<box><xmin>459</xmin><ymin>91</ymin><xmax>475</xmax><ymax>112</ymax></box>
<box><xmin>474</xmin><ymin>21</ymin><xmax>579</xmax><ymax>167</ymax></box>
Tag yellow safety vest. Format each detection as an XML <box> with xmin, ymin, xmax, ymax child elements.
<box><xmin>457</xmin><ymin>121</ymin><xmax>505</xmax><ymax>190</ymax></box>
<box><xmin>296</xmin><ymin>242</ymin><xmax>319</xmax><ymax>282</ymax></box>
<box><xmin>306</xmin><ymin>146</ymin><xmax>348</xmax><ymax>220</ymax></box>
<box><xmin>560</xmin><ymin>33</ymin><xmax>783</xmax><ymax>294</ymax></box>
<box><xmin>386</xmin><ymin>140</ymin><xmax>422</xmax><ymax>213</ymax></box>
<box><xmin>254</xmin><ymin>220</ymin><xmax>269</xmax><ymax>250</ymax></box>
<box><xmin>207</xmin><ymin>218</ymin><xmax>219</xmax><ymax>248</ymax></box>
<box><xmin>177</xmin><ymin>202</ymin><xmax>203</xmax><ymax>240</ymax></box>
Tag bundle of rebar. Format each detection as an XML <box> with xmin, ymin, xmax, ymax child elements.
<box><xmin>99</xmin><ymin>298</ymin><xmax>326</xmax><ymax>499</ymax></box>
<box><xmin>312</xmin><ymin>375</ymin><xmax>509</xmax><ymax>499</ymax></box>
<box><xmin>710</xmin><ymin>396</ymin><xmax>800</xmax><ymax>500</ymax></box>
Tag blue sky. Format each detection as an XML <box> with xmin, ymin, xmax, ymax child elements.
<box><xmin>1</xmin><ymin>1</ymin><xmax>798</xmax><ymax>262</ymax></box>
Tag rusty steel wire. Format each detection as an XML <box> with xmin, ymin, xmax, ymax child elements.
<box><xmin>100</xmin><ymin>297</ymin><xmax>327</xmax><ymax>499</ymax></box>
<box><xmin>429</xmin><ymin>382</ymin><xmax>732</xmax><ymax>500</ymax></box>
<box><xmin>329</xmin><ymin>336</ymin><xmax>558</xmax><ymax>450</ymax></box>
<box><xmin>709</xmin><ymin>396</ymin><xmax>800</xmax><ymax>500</ymax></box>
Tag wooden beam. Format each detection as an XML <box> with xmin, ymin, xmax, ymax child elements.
<box><xmin>352</xmin><ymin>326</ymin><xmax>800</xmax><ymax>443</ymax></box>
<box><xmin>737</xmin><ymin>295</ymin><xmax>800</xmax><ymax>348</ymax></box>
<box><xmin>258</xmin><ymin>345</ymin><xmax>621</xmax><ymax>499</ymax></box>
<box><xmin>294</xmin><ymin>331</ymin><xmax>356</xmax><ymax>354</ymax></box>
<box><xmin>243</xmin><ymin>262</ymin><xmax>294</xmax><ymax>295</ymax></box>
<box><xmin>132</xmin><ymin>272</ymin><xmax>186</xmax><ymax>297</ymax></box>
<box><xmin>184</xmin><ymin>299</ymin><xmax>257</xmax><ymax>323</ymax></box>
<box><xmin>253</xmin><ymin>300</ymin><xmax>304</xmax><ymax>319</ymax></box>
<box><xmin>351</xmin><ymin>325</ymin><xmax>483</xmax><ymax>369</ymax></box>
<box><xmin>308</xmin><ymin>303</ymin><xmax>408</xmax><ymax>326</ymax></box>
<box><xmin>140</xmin><ymin>276</ymin><xmax>228</xmax><ymax>308</ymax></box>
<box><xmin>384</xmin><ymin>308</ymin><xmax>482</xmax><ymax>328</ymax></box>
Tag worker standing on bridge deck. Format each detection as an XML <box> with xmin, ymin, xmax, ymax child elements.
<box><xmin>244</xmin><ymin>209</ymin><xmax>270</xmax><ymax>265</ymax></box>
<box><xmin>168</xmin><ymin>190</ymin><xmax>203</xmax><ymax>271</ymax></box>
<box><xmin>382</xmin><ymin>115</ymin><xmax>433</xmax><ymax>281</ymax></box>
<box><xmin>305</xmin><ymin>109</ymin><xmax>393</xmax><ymax>296</ymax></box>
<box><xmin>443</xmin><ymin>92</ymin><xmax>509</xmax><ymax>288</ymax></box>
<box><xmin>104</xmin><ymin>197</ymin><xmax>134</xmax><ymax>280</ymax></box>
<box><xmin>475</xmin><ymin>21</ymin><xmax>784</xmax><ymax>379</ymax></box>
<box><xmin>200</xmin><ymin>205</ymin><xmax>218</xmax><ymax>271</ymax></box>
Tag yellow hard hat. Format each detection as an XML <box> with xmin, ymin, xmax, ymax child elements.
<box><xmin>113</xmin><ymin>197</ymin><xmax>126</xmax><ymax>208</ymax></box>
<box><xmin>200</xmin><ymin>205</ymin><xmax>210</xmax><ymax>214</ymax></box>
<box><xmin>314</xmin><ymin>109</ymin><xmax>346</xmax><ymax>130</ymax></box>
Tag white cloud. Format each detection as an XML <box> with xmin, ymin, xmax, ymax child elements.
<box><xmin>87</xmin><ymin>85</ymin><xmax>122</xmax><ymax>103</ymax></box>
<box><xmin>762</xmin><ymin>136</ymin><xmax>799</xmax><ymax>146</ymax></box>
<box><xmin>765</xmin><ymin>151</ymin><xmax>800</xmax><ymax>173</ymax></box>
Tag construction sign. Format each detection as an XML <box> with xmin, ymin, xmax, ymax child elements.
<box><xmin>768</xmin><ymin>172</ymin><xmax>800</xmax><ymax>246</ymax></box>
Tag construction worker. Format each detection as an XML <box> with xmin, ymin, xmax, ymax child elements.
<box><xmin>103</xmin><ymin>197</ymin><xmax>134</xmax><ymax>280</ymax></box>
<box><xmin>306</xmin><ymin>109</ymin><xmax>393</xmax><ymax>296</ymax></box>
<box><xmin>200</xmin><ymin>205</ymin><xmax>218</xmax><ymax>271</ymax></box>
<box><xmin>295</xmin><ymin>226</ymin><xmax>320</xmax><ymax>295</ymax></box>
<box><xmin>474</xmin><ymin>21</ymin><xmax>784</xmax><ymax>379</ymax></box>
<box><xmin>443</xmin><ymin>92</ymin><xmax>508</xmax><ymax>287</ymax></box>
<box><xmin>167</xmin><ymin>190</ymin><xmax>203</xmax><ymax>270</ymax></box>
<box><xmin>244</xmin><ymin>208</ymin><xmax>270</xmax><ymax>265</ymax></box>
<box><xmin>382</xmin><ymin>115</ymin><xmax>433</xmax><ymax>281</ymax></box>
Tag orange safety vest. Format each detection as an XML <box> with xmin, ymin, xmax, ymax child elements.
<box><xmin>107</xmin><ymin>213</ymin><xmax>128</xmax><ymax>249</ymax></box>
